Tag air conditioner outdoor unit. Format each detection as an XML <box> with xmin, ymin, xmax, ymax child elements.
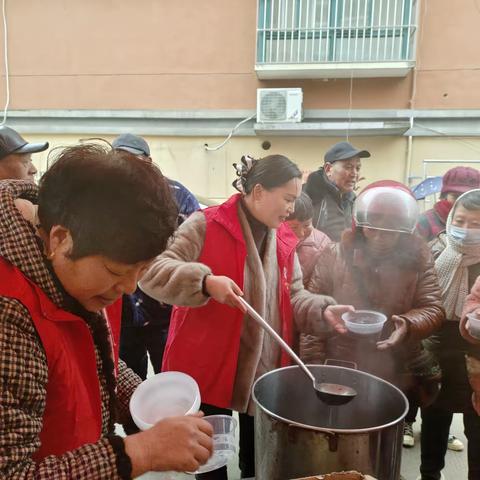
<box><xmin>257</xmin><ymin>88</ymin><xmax>303</xmax><ymax>123</ymax></box>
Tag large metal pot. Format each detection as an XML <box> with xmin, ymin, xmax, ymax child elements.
<box><xmin>252</xmin><ymin>365</ymin><xmax>408</xmax><ymax>480</ymax></box>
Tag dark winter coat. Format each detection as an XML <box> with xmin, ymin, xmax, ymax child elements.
<box><xmin>299</xmin><ymin>230</ymin><xmax>445</xmax><ymax>404</ymax></box>
<box><xmin>303</xmin><ymin>168</ymin><xmax>355</xmax><ymax>242</ymax></box>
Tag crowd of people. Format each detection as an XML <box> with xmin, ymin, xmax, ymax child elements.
<box><xmin>0</xmin><ymin>126</ymin><xmax>479</xmax><ymax>480</ymax></box>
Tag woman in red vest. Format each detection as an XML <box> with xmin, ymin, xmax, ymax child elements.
<box><xmin>141</xmin><ymin>154</ymin><xmax>353</xmax><ymax>479</ymax></box>
<box><xmin>0</xmin><ymin>143</ymin><xmax>214</xmax><ymax>478</ymax></box>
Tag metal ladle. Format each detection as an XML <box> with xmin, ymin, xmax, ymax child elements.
<box><xmin>238</xmin><ymin>297</ymin><xmax>357</xmax><ymax>406</ymax></box>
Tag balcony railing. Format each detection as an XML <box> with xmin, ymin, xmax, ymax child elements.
<box><xmin>256</xmin><ymin>0</ymin><xmax>418</xmax><ymax>78</ymax></box>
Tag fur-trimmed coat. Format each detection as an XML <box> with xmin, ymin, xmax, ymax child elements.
<box><xmin>140</xmin><ymin>201</ymin><xmax>337</xmax><ymax>414</ymax></box>
<box><xmin>0</xmin><ymin>180</ymin><xmax>141</xmax><ymax>479</ymax></box>
<box><xmin>296</xmin><ymin>228</ymin><xmax>331</xmax><ymax>286</ymax></box>
<box><xmin>297</xmin><ymin>230</ymin><xmax>445</xmax><ymax>395</ymax></box>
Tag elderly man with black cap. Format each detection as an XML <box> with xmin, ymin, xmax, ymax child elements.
<box><xmin>304</xmin><ymin>141</ymin><xmax>370</xmax><ymax>241</ymax></box>
<box><xmin>0</xmin><ymin>126</ymin><xmax>48</xmax><ymax>182</ymax></box>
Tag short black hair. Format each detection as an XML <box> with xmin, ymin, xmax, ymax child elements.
<box><xmin>243</xmin><ymin>154</ymin><xmax>301</xmax><ymax>194</ymax></box>
<box><xmin>286</xmin><ymin>192</ymin><xmax>313</xmax><ymax>222</ymax></box>
<box><xmin>38</xmin><ymin>143</ymin><xmax>178</xmax><ymax>264</ymax></box>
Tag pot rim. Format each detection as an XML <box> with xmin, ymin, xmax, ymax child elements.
<box><xmin>252</xmin><ymin>365</ymin><xmax>409</xmax><ymax>434</ymax></box>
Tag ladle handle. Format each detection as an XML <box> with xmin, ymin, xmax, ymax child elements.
<box><xmin>238</xmin><ymin>297</ymin><xmax>316</xmax><ymax>385</ymax></box>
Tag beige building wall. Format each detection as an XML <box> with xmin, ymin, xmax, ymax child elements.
<box><xmin>11</xmin><ymin>0</ymin><xmax>480</xmax><ymax>206</ymax></box>
<box><xmin>28</xmin><ymin>132</ymin><xmax>480</xmax><ymax>206</ymax></box>
<box><xmin>29</xmin><ymin>134</ymin><xmax>408</xmax><ymax>201</ymax></box>
<box><xmin>0</xmin><ymin>0</ymin><xmax>478</xmax><ymax>110</ymax></box>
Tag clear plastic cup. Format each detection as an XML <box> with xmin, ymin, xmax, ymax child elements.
<box><xmin>341</xmin><ymin>310</ymin><xmax>387</xmax><ymax>336</ymax></box>
<box><xmin>467</xmin><ymin>313</ymin><xmax>480</xmax><ymax>339</ymax></box>
<box><xmin>129</xmin><ymin>371</ymin><xmax>200</xmax><ymax>431</ymax></box>
<box><xmin>192</xmin><ymin>415</ymin><xmax>238</xmax><ymax>475</ymax></box>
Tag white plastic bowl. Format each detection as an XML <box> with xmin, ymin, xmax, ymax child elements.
<box><xmin>129</xmin><ymin>371</ymin><xmax>200</xmax><ymax>431</ymax></box>
<box><xmin>192</xmin><ymin>415</ymin><xmax>237</xmax><ymax>475</ymax></box>
<box><xmin>342</xmin><ymin>310</ymin><xmax>387</xmax><ymax>335</ymax></box>
<box><xmin>467</xmin><ymin>313</ymin><xmax>480</xmax><ymax>339</ymax></box>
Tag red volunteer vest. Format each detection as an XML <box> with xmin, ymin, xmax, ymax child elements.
<box><xmin>162</xmin><ymin>194</ymin><xmax>297</xmax><ymax>408</ymax></box>
<box><xmin>0</xmin><ymin>257</ymin><xmax>121</xmax><ymax>461</ymax></box>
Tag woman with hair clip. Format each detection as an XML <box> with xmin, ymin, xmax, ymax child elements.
<box><xmin>140</xmin><ymin>154</ymin><xmax>353</xmax><ymax>480</ymax></box>
<box><xmin>419</xmin><ymin>189</ymin><xmax>480</xmax><ymax>480</ymax></box>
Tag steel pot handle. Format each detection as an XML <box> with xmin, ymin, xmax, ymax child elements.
<box><xmin>287</xmin><ymin>423</ymin><xmax>339</xmax><ymax>452</ymax></box>
<box><xmin>324</xmin><ymin>358</ymin><xmax>357</xmax><ymax>370</ymax></box>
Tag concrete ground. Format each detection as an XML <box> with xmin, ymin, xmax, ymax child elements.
<box><xmin>401</xmin><ymin>413</ymin><xmax>468</xmax><ymax>480</ymax></box>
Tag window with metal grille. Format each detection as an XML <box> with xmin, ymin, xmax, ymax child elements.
<box><xmin>256</xmin><ymin>0</ymin><xmax>418</xmax><ymax>64</ymax></box>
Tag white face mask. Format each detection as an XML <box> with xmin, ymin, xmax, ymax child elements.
<box><xmin>449</xmin><ymin>225</ymin><xmax>480</xmax><ymax>245</ymax></box>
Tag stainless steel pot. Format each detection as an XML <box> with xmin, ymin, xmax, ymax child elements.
<box><xmin>252</xmin><ymin>365</ymin><xmax>408</xmax><ymax>480</ymax></box>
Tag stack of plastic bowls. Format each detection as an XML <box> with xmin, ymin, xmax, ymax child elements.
<box><xmin>129</xmin><ymin>373</ymin><xmax>238</xmax><ymax>476</ymax></box>
<box><xmin>129</xmin><ymin>371</ymin><xmax>201</xmax><ymax>431</ymax></box>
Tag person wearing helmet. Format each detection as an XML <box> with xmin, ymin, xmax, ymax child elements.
<box><xmin>419</xmin><ymin>189</ymin><xmax>480</xmax><ymax>480</ymax></box>
<box><xmin>417</xmin><ymin>166</ymin><xmax>480</xmax><ymax>241</ymax></box>
<box><xmin>296</xmin><ymin>180</ymin><xmax>445</xmax><ymax>408</ymax></box>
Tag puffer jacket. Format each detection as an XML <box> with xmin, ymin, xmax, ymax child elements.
<box><xmin>303</xmin><ymin>168</ymin><xmax>355</xmax><ymax>242</ymax></box>
<box><xmin>296</xmin><ymin>228</ymin><xmax>331</xmax><ymax>364</ymax></box>
<box><xmin>299</xmin><ymin>230</ymin><xmax>445</xmax><ymax>403</ymax></box>
<box><xmin>296</xmin><ymin>228</ymin><xmax>331</xmax><ymax>286</ymax></box>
